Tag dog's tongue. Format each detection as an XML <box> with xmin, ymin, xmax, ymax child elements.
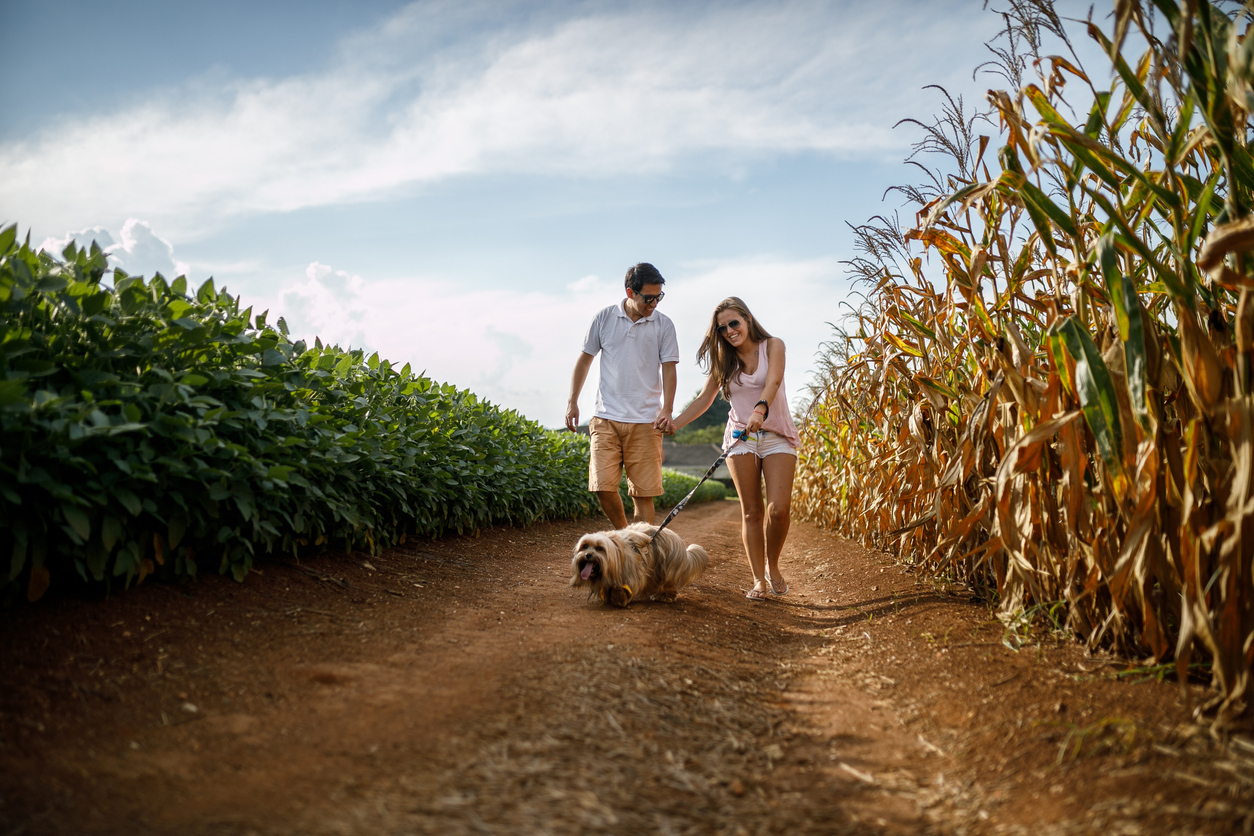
<box><xmin>580</xmin><ymin>563</ymin><xmax>594</xmax><ymax>580</ymax></box>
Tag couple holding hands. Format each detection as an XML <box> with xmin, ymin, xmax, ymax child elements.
<box><xmin>565</xmin><ymin>263</ymin><xmax>799</xmax><ymax>602</ymax></box>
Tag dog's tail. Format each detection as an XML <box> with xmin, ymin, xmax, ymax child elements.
<box><xmin>683</xmin><ymin>544</ymin><xmax>710</xmax><ymax>578</ymax></box>
<box><xmin>682</xmin><ymin>546</ymin><xmax>712</xmax><ymax>586</ymax></box>
<box><xmin>652</xmin><ymin>528</ymin><xmax>710</xmax><ymax>591</ymax></box>
<box><xmin>661</xmin><ymin>542</ymin><xmax>709</xmax><ymax>592</ymax></box>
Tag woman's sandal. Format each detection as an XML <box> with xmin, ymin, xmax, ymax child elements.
<box><xmin>765</xmin><ymin>573</ymin><xmax>789</xmax><ymax>596</ymax></box>
<box><xmin>745</xmin><ymin>587</ymin><xmax>769</xmax><ymax>601</ymax></box>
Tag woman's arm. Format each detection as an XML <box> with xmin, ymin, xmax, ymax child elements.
<box><xmin>745</xmin><ymin>338</ymin><xmax>786</xmax><ymax>433</ymax></box>
<box><xmin>671</xmin><ymin>374</ymin><xmax>720</xmax><ymax>431</ymax></box>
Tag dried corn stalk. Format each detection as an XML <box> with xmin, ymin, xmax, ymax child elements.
<box><xmin>797</xmin><ymin>0</ymin><xmax>1254</xmax><ymax>726</ymax></box>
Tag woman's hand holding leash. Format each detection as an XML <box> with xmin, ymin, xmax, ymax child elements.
<box><xmin>746</xmin><ymin>398</ymin><xmax>769</xmax><ymax>434</ymax></box>
<box><xmin>650</xmin><ymin>430</ymin><xmax>744</xmax><ymax>542</ymax></box>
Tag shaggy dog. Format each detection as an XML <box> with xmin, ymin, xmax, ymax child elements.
<box><xmin>570</xmin><ymin>522</ymin><xmax>709</xmax><ymax>607</ymax></box>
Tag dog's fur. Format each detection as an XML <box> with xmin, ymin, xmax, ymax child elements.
<box><xmin>569</xmin><ymin>522</ymin><xmax>709</xmax><ymax>606</ymax></box>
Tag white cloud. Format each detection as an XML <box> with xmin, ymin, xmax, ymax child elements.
<box><xmin>566</xmin><ymin>274</ymin><xmax>604</xmax><ymax>293</ymax></box>
<box><xmin>259</xmin><ymin>253</ymin><xmax>849</xmax><ymax>427</ymax></box>
<box><xmin>39</xmin><ymin>226</ymin><xmax>115</xmax><ymax>258</ymax></box>
<box><xmin>275</xmin><ymin>262</ymin><xmax>371</xmax><ymax>350</ymax></box>
<box><xmin>39</xmin><ymin>218</ymin><xmax>188</xmax><ymax>278</ymax></box>
<box><xmin>254</xmin><ymin>266</ymin><xmax>603</xmax><ymax>424</ymax></box>
<box><xmin>1</xmin><ymin>0</ymin><xmax>996</xmax><ymax>239</ymax></box>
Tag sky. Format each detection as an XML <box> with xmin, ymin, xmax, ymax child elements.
<box><xmin>0</xmin><ymin>0</ymin><xmax>1103</xmax><ymax>428</ymax></box>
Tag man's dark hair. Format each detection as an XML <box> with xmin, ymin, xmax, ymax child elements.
<box><xmin>624</xmin><ymin>263</ymin><xmax>665</xmax><ymax>293</ymax></box>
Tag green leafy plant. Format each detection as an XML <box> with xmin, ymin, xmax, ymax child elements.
<box><xmin>671</xmin><ymin>425</ymin><xmax>725</xmax><ymax>445</ymax></box>
<box><xmin>0</xmin><ymin>227</ymin><xmax>596</xmax><ymax>601</ymax></box>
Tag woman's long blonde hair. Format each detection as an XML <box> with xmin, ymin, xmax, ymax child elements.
<box><xmin>697</xmin><ymin>297</ymin><xmax>773</xmax><ymax>398</ymax></box>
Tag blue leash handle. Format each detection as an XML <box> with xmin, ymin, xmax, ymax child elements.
<box><xmin>650</xmin><ymin>429</ymin><xmax>747</xmax><ymax>541</ymax></box>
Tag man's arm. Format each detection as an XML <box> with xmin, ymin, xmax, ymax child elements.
<box><xmin>654</xmin><ymin>361</ymin><xmax>678</xmax><ymax>433</ymax></box>
<box><xmin>566</xmin><ymin>352</ymin><xmax>596</xmax><ymax>431</ymax></box>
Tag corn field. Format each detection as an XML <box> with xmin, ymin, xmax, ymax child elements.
<box><xmin>796</xmin><ymin>0</ymin><xmax>1254</xmax><ymax>725</ymax></box>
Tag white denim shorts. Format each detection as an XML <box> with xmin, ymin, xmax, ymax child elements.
<box><xmin>727</xmin><ymin>429</ymin><xmax>798</xmax><ymax>459</ymax></box>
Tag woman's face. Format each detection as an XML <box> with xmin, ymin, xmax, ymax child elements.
<box><xmin>716</xmin><ymin>308</ymin><xmax>749</xmax><ymax>349</ymax></box>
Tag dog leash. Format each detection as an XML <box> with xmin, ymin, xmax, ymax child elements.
<box><xmin>650</xmin><ymin>429</ymin><xmax>748</xmax><ymax>542</ymax></box>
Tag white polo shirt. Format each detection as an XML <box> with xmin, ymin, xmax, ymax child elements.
<box><xmin>581</xmin><ymin>301</ymin><xmax>680</xmax><ymax>423</ymax></box>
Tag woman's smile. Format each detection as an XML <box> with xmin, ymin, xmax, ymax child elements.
<box><xmin>717</xmin><ymin>313</ymin><xmax>746</xmax><ymax>346</ymax></box>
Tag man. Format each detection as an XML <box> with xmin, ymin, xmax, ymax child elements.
<box><xmin>566</xmin><ymin>263</ymin><xmax>678</xmax><ymax>529</ymax></box>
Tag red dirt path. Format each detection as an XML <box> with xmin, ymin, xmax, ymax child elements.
<box><xmin>1</xmin><ymin>500</ymin><xmax>1251</xmax><ymax>835</ymax></box>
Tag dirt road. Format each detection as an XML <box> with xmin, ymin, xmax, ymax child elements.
<box><xmin>1</xmin><ymin>500</ymin><xmax>1251</xmax><ymax>835</ymax></box>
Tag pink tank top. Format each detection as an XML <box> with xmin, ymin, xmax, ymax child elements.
<box><xmin>723</xmin><ymin>339</ymin><xmax>800</xmax><ymax>449</ymax></box>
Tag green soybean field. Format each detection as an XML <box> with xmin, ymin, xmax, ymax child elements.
<box><xmin>0</xmin><ymin>227</ymin><xmax>598</xmax><ymax>602</ymax></box>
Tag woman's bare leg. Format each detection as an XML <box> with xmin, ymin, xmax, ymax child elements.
<box><xmin>727</xmin><ymin>453</ymin><xmax>768</xmax><ymax>594</ymax></box>
<box><xmin>761</xmin><ymin>453</ymin><xmax>796</xmax><ymax>588</ymax></box>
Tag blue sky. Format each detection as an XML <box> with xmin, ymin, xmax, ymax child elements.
<box><xmin>0</xmin><ymin>0</ymin><xmax>1097</xmax><ymax>427</ymax></box>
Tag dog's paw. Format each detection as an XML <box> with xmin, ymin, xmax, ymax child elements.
<box><xmin>654</xmin><ymin>591</ymin><xmax>678</xmax><ymax>603</ymax></box>
<box><xmin>604</xmin><ymin>586</ymin><xmax>633</xmax><ymax>607</ymax></box>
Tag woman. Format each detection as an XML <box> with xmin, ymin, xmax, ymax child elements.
<box><xmin>672</xmin><ymin>297</ymin><xmax>799</xmax><ymax>601</ymax></box>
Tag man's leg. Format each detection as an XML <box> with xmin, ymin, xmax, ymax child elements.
<box><xmin>630</xmin><ymin>495</ymin><xmax>655</xmax><ymax>524</ymax></box>
<box><xmin>596</xmin><ymin>490</ymin><xmax>629</xmax><ymax>529</ymax></box>
<box><xmin>622</xmin><ymin>421</ymin><xmax>663</xmax><ymax>526</ymax></box>
<box><xmin>588</xmin><ymin>418</ymin><xmax>629</xmax><ymax>529</ymax></box>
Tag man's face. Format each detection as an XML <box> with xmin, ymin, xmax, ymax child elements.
<box><xmin>626</xmin><ymin>283</ymin><xmax>664</xmax><ymax>318</ymax></box>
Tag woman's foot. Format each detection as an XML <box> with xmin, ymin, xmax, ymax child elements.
<box><xmin>745</xmin><ymin>580</ymin><xmax>770</xmax><ymax>601</ymax></box>
<box><xmin>765</xmin><ymin>572</ymin><xmax>789</xmax><ymax>596</ymax></box>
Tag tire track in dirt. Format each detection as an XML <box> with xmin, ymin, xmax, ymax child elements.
<box><xmin>1</xmin><ymin>501</ymin><xmax>1251</xmax><ymax>835</ymax></box>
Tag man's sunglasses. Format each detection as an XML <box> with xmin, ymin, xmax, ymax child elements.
<box><xmin>717</xmin><ymin>319</ymin><xmax>743</xmax><ymax>335</ymax></box>
<box><xmin>635</xmin><ymin>291</ymin><xmax>665</xmax><ymax>305</ymax></box>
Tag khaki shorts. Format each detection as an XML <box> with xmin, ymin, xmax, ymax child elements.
<box><xmin>588</xmin><ymin>416</ymin><xmax>664</xmax><ymax>496</ymax></box>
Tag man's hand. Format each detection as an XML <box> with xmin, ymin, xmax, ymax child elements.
<box><xmin>653</xmin><ymin>411</ymin><xmax>675</xmax><ymax>435</ymax></box>
<box><xmin>566</xmin><ymin>352</ymin><xmax>595</xmax><ymax>432</ymax></box>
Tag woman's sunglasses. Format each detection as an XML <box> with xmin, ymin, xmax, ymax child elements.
<box><xmin>717</xmin><ymin>319</ymin><xmax>743</xmax><ymax>335</ymax></box>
